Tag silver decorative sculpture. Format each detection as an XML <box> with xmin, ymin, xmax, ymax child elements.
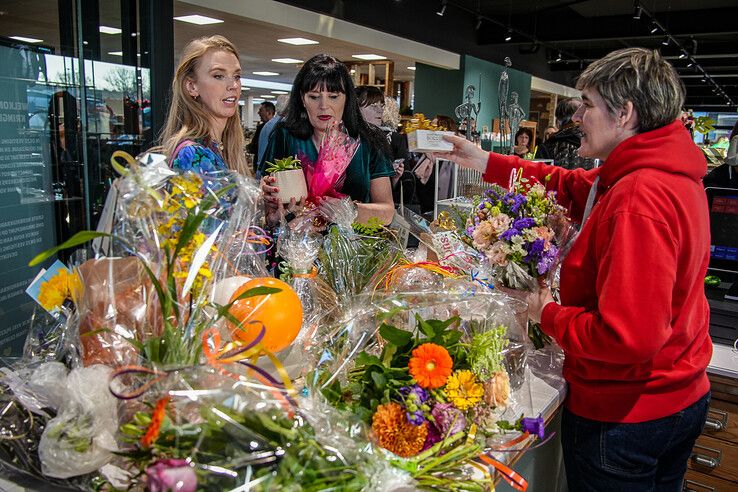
<box><xmin>455</xmin><ymin>84</ymin><xmax>481</xmax><ymax>141</ymax></box>
<box><xmin>497</xmin><ymin>57</ymin><xmax>511</xmax><ymax>152</ymax></box>
<box><xmin>509</xmin><ymin>91</ymin><xmax>525</xmax><ymax>154</ymax></box>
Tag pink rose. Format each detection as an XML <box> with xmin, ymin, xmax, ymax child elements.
<box><xmin>145</xmin><ymin>459</ymin><xmax>197</xmax><ymax>492</ymax></box>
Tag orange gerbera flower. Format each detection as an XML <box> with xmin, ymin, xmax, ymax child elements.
<box><xmin>408</xmin><ymin>343</ymin><xmax>453</xmax><ymax>389</ymax></box>
<box><xmin>371</xmin><ymin>402</ymin><xmax>428</xmax><ymax>457</ymax></box>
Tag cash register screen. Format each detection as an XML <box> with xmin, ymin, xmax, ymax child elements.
<box><xmin>706</xmin><ymin>187</ymin><xmax>738</xmax><ymax>274</ymax></box>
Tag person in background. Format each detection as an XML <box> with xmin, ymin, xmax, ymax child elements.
<box><xmin>543</xmin><ymin>125</ymin><xmax>558</xmax><ymax>142</ymax></box>
<box><xmin>380</xmin><ymin>95</ymin><xmax>413</xmax><ymax>205</ymax></box>
<box><xmin>438</xmin><ymin>47</ymin><xmax>711</xmax><ymax>491</ymax></box>
<box><xmin>537</xmin><ymin>97</ymin><xmax>596</xmax><ymax>170</ymax></box>
<box><xmin>513</xmin><ymin>127</ymin><xmax>534</xmax><ymax>158</ymax></box>
<box><xmin>704</xmin><ymin>120</ymin><xmax>738</xmax><ymax>188</ymax></box>
<box><xmin>260</xmin><ymin>54</ymin><xmax>394</xmax><ymax>226</ymax></box>
<box><xmin>257</xmin><ymin>95</ymin><xmax>289</xmax><ymax>176</ymax></box>
<box><xmin>157</xmin><ymin>35</ymin><xmax>246</xmax><ymax>175</ymax></box>
<box><xmin>356</xmin><ymin>86</ymin><xmax>408</xmax><ymax>200</ymax></box>
<box><xmin>247</xmin><ymin>100</ymin><xmax>275</xmax><ymax>171</ymax></box>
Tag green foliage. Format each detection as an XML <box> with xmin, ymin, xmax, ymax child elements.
<box><xmin>264</xmin><ymin>155</ymin><xmax>301</xmax><ymax>174</ymax></box>
<box><xmin>468</xmin><ymin>323</ymin><xmax>508</xmax><ymax>377</ymax></box>
<box><xmin>118</xmin><ymin>404</ymin><xmax>368</xmax><ymax>491</ymax></box>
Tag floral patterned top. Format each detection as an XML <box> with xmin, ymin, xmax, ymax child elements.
<box><xmin>171</xmin><ymin>139</ymin><xmax>228</xmax><ymax>175</ymax></box>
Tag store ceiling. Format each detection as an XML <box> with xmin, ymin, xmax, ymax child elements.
<box><xmin>172</xmin><ymin>1</ymin><xmax>419</xmax><ymax>88</ymax></box>
<box><xmin>280</xmin><ymin>0</ymin><xmax>738</xmax><ymax>112</ymax></box>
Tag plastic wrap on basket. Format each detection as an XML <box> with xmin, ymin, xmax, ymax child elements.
<box><xmin>111</xmin><ymin>365</ymin><xmax>414</xmax><ymax>491</ymax></box>
<box><xmin>305</xmin><ymin>290</ymin><xmax>537</xmax><ymax>490</ymax></box>
<box><xmin>276</xmin><ymin>224</ymin><xmax>338</xmax><ymax>371</ymax></box>
<box><xmin>318</xmin><ymin>197</ymin><xmax>404</xmax><ymax>307</ymax></box>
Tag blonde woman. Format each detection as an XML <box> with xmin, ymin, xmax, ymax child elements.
<box><xmin>158</xmin><ymin>35</ymin><xmax>247</xmax><ymax>175</ymax></box>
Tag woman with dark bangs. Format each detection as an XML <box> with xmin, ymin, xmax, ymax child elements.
<box><xmin>259</xmin><ymin>54</ymin><xmax>395</xmax><ymax>227</ymax></box>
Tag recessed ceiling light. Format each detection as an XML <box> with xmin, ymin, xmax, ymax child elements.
<box><xmin>242</xmin><ymin>87</ymin><xmax>250</xmax><ymax>91</ymax></box>
<box><xmin>407</xmin><ymin>66</ymin><xmax>416</xmax><ymax>71</ymax></box>
<box><xmin>108</xmin><ymin>51</ymin><xmax>123</xmax><ymax>56</ymax></box>
<box><xmin>271</xmin><ymin>58</ymin><xmax>303</xmax><ymax>64</ymax></box>
<box><xmin>10</xmin><ymin>36</ymin><xmax>43</xmax><ymax>43</ymax></box>
<box><xmin>253</xmin><ymin>71</ymin><xmax>280</xmax><ymax>76</ymax></box>
<box><xmin>352</xmin><ymin>54</ymin><xmax>386</xmax><ymax>61</ymax></box>
<box><xmin>259</xmin><ymin>94</ymin><xmax>276</xmax><ymax>98</ymax></box>
<box><xmin>174</xmin><ymin>14</ymin><xmax>224</xmax><ymax>25</ymax></box>
<box><xmin>278</xmin><ymin>37</ymin><xmax>319</xmax><ymax>46</ymax></box>
<box><xmin>99</xmin><ymin>25</ymin><xmax>122</xmax><ymax>34</ymax></box>
<box><xmin>271</xmin><ymin>90</ymin><xmax>289</xmax><ymax>94</ymax></box>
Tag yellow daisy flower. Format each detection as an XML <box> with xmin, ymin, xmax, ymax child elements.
<box><xmin>445</xmin><ymin>370</ymin><xmax>485</xmax><ymax>411</ymax></box>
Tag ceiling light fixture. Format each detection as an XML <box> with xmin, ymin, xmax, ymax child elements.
<box><xmin>505</xmin><ymin>28</ymin><xmax>513</xmax><ymax>42</ymax></box>
<box><xmin>253</xmin><ymin>71</ymin><xmax>280</xmax><ymax>76</ymax></box>
<box><xmin>271</xmin><ymin>58</ymin><xmax>303</xmax><ymax>64</ymax></box>
<box><xmin>407</xmin><ymin>66</ymin><xmax>416</xmax><ymax>71</ymax></box>
<box><xmin>555</xmin><ymin>51</ymin><xmax>563</xmax><ymax>62</ymax></box>
<box><xmin>352</xmin><ymin>54</ymin><xmax>387</xmax><ymax>60</ymax></box>
<box><xmin>271</xmin><ymin>90</ymin><xmax>289</xmax><ymax>94</ymax></box>
<box><xmin>661</xmin><ymin>36</ymin><xmax>669</xmax><ymax>46</ymax></box>
<box><xmin>679</xmin><ymin>51</ymin><xmax>687</xmax><ymax>59</ymax></box>
<box><xmin>173</xmin><ymin>14</ymin><xmax>224</xmax><ymax>25</ymax></box>
<box><xmin>476</xmin><ymin>16</ymin><xmax>483</xmax><ymax>30</ymax></box>
<box><xmin>9</xmin><ymin>36</ymin><xmax>43</xmax><ymax>43</ymax></box>
<box><xmin>99</xmin><ymin>25</ymin><xmax>122</xmax><ymax>35</ymax></box>
<box><xmin>437</xmin><ymin>0</ymin><xmax>447</xmax><ymax>16</ymax></box>
<box><xmin>259</xmin><ymin>95</ymin><xmax>276</xmax><ymax>98</ymax></box>
<box><xmin>632</xmin><ymin>1</ymin><xmax>642</xmax><ymax>20</ymax></box>
<box><xmin>277</xmin><ymin>37</ymin><xmax>319</xmax><ymax>45</ymax></box>
<box><xmin>108</xmin><ymin>51</ymin><xmax>123</xmax><ymax>56</ymax></box>
<box><xmin>649</xmin><ymin>22</ymin><xmax>659</xmax><ymax>34</ymax></box>
<box><xmin>687</xmin><ymin>60</ymin><xmax>694</xmax><ymax>68</ymax></box>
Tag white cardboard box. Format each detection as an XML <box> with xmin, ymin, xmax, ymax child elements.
<box><xmin>407</xmin><ymin>130</ymin><xmax>455</xmax><ymax>152</ymax></box>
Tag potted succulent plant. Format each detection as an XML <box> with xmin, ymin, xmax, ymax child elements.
<box><xmin>264</xmin><ymin>155</ymin><xmax>308</xmax><ymax>204</ymax></box>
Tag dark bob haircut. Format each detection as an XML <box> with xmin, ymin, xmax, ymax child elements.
<box><xmin>281</xmin><ymin>54</ymin><xmax>388</xmax><ymax>155</ymax></box>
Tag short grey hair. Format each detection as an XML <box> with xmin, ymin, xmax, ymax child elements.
<box><xmin>555</xmin><ymin>98</ymin><xmax>582</xmax><ymax>127</ymax></box>
<box><xmin>576</xmin><ymin>48</ymin><xmax>684</xmax><ymax>133</ymax></box>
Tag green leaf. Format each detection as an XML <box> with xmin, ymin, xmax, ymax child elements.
<box><xmin>371</xmin><ymin>371</ymin><xmax>387</xmax><ymax>390</ymax></box>
<box><xmin>356</xmin><ymin>352</ymin><xmax>382</xmax><ymax>367</ymax></box>
<box><xmin>415</xmin><ymin>314</ymin><xmax>436</xmax><ymax>338</ymax></box>
<box><xmin>379</xmin><ymin>322</ymin><xmax>413</xmax><ymax>347</ymax></box>
<box><xmin>214</xmin><ymin>286</ymin><xmax>282</xmax><ymax>320</ymax></box>
<box><xmin>28</xmin><ymin>231</ymin><xmax>114</xmax><ymax>266</ymax></box>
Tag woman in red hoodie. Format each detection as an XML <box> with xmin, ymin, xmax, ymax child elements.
<box><xmin>439</xmin><ymin>47</ymin><xmax>711</xmax><ymax>491</ymax></box>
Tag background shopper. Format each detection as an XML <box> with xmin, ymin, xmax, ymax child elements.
<box><xmin>536</xmin><ymin>98</ymin><xmax>596</xmax><ymax>170</ymax></box>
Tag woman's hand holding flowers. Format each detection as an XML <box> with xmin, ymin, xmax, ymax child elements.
<box><xmin>527</xmin><ymin>287</ymin><xmax>556</xmax><ymax>324</ymax></box>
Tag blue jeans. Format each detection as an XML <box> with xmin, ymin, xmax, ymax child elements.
<box><xmin>562</xmin><ymin>392</ymin><xmax>710</xmax><ymax>492</ymax></box>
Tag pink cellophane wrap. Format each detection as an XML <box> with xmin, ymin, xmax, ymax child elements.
<box><xmin>301</xmin><ymin>122</ymin><xmax>360</xmax><ymax>203</ymax></box>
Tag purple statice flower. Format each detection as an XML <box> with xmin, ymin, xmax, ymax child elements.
<box><xmin>499</xmin><ymin>228</ymin><xmax>520</xmax><ymax>241</ymax></box>
<box><xmin>504</xmin><ymin>193</ymin><xmax>527</xmax><ymax>214</ymax></box>
<box><xmin>536</xmin><ymin>245</ymin><xmax>558</xmax><ymax>274</ymax></box>
<box><xmin>400</xmin><ymin>385</ymin><xmax>430</xmax><ymax>426</ymax></box>
<box><xmin>513</xmin><ymin>217</ymin><xmax>537</xmax><ymax>230</ymax></box>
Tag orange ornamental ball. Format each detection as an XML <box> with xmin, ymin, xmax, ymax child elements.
<box><xmin>227</xmin><ymin>277</ymin><xmax>303</xmax><ymax>353</ymax></box>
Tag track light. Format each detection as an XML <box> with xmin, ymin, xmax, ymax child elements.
<box><xmin>632</xmin><ymin>2</ymin><xmax>642</xmax><ymax>20</ymax></box>
<box><xmin>555</xmin><ymin>51</ymin><xmax>563</xmax><ymax>62</ymax></box>
<box><xmin>679</xmin><ymin>51</ymin><xmax>687</xmax><ymax>59</ymax></box>
<box><xmin>687</xmin><ymin>60</ymin><xmax>694</xmax><ymax>68</ymax></box>
<box><xmin>476</xmin><ymin>16</ymin><xmax>483</xmax><ymax>30</ymax></box>
<box><xmin>650</xmin><ymin>22</ymin><xmax>659</xmax><ymax>34</ymax></box>
<box><xmin>661</xmin><ymin>36</ymin><xmax>669</xmax><ymax>46</ymax></box>
<box><xmin>437</xmin><ymin>0</ymin><xmax>446</xmax><ymax>16</ymax></box>
<box><xmin>505</xmin><ymin>28</ymin><xmax>512</xmax><ymax>41</ymax></box>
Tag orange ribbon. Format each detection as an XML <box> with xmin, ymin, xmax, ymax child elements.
<box><xmin>479</xmin><ymin>454</ymin><xmax>529</xmax><ymax>491</ymax></box>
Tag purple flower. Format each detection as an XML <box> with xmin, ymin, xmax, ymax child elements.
<box><xmin>536</xmin><ymin>245</ymin><xmax>558</xmax><ymax>274</ymax></box>
<box><xmin>432</xmin><ymin>403</ymin><xmax>467</xmax><ymax>437</ymax></box>
<box><xmin>400</xmin><ymin>385</ymin><xmax>430</xmax><ymax>426</ymax></box>
<box><xmin>145</xmin><ymin>459</ymin><xmax>197</xmax><ymax>492</ymax></box>
<box><xmin>521</xmin><ymin>416</ymin><xmax>546</xmax><ymax>440</ymax></box>
<box><xmin>504</xmin><ymin>193</ymin><xmax>527</xmax><ymax>213</ymax></box>
<box><xmin>513</xmin><ymin>217</ymin><xmax>536</xmax><ymax>230</ymax></box>
<box><xmin>499</xmin><ymin>228</ymin><xmax>519</xmax><ymax>241</ymax></box>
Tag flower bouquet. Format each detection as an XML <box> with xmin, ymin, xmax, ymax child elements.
<box><xmin>308</xmin><ymin>290</ymin><xmax>541</xmax><ymax>491</ymax></box>
<box><xmin>301</xmin><ymin>121</ymin><xmax>360</xmax><ymax>203</ymax></box>
<box><xmin>112</xmin><ymin>365</ymin><xmax>406</xmax><ymax>491</ymax></box>
<box><xmin>317</xmin><ymin>198</ymin><xmax>404</xmax><ymax>308</ymax></box>
<box><xmin>465</xmin><ymin>170</ymin><xmax>575</xmax><ymax>348</ymax></box>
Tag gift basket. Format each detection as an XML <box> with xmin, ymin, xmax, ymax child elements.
<box><xmin>307</xmin><ymin>289</ymin><xmax>546</xmax><ymax>491</ymax></box>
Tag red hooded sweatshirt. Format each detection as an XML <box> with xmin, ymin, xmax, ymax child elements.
<box><xmin>483</xmin><ymin>120</ymin><xmax>712</xmax><ymax>423</ymax></box>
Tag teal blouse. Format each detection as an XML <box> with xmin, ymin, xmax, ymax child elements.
<box><xmin>259</xmin><ymin>126</ymin><xmax>393</xmax><ymax>203</ymax></box>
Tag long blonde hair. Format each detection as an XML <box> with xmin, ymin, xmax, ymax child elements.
<box><xmin>158</xmin><ymin>35</ymin><xmax>247</xmax><ymax>174</ymax></box>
